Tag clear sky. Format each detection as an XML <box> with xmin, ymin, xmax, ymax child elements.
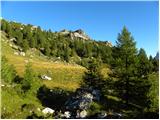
<box><xmin>1</xmin><ymin>1</ymin><xmax>159</xmax><ymax>57</ymax></box>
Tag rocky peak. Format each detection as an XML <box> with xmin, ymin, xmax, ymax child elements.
<box><xmin>59</xmin><ymin>29</ymin><xmax>90</xmax><ymax>40</ymax></box>
<box><xmin>74</xmin><ymin>29</ymin><xmax>84</xmax><ymax>34</ymax></box>
<box><xmin>71</xmin><ymin>29</ymin><xmax>90</xmax><ymax>40</ymax></box>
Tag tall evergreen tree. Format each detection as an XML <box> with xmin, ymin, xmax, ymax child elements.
<box><xmin>137</xmin><ymin>48</ymin><xmax>150</xmax><ymax>77</ymax></box>
<box><xmin>113</xmin><ymin>26</ymin><xmax>138</xmax><ymax>105</ymax></box>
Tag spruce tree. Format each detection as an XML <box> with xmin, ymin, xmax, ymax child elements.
<box><xmin>21</xmin><ymin>63</ymin><xmax>34</xmax><ymax>93</ymax></box>
<box><xmin>113</xmin><ymin>26</ymin><xmax>138</xmax><ymax>105</ymax></box>
<box><xmin>137</xmin><ymin>48</ymin><xmax>150</xmax><ymax>77</ymax></box>
<box><xmin>22</xmin><ymin>39</ymin><xmax>29</xmax><ymax>52</ymax></box>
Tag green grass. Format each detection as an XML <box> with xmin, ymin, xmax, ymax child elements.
<box><xmin>1</xmin><ymin>32</ymin><xmax>86</xmax><ymax>91</ymax></box>
<box><xmin>1</xmin><ymin>32</ymin><xmax>86</xmax><ymax>118</ymax></box>
<box><xmin>1</xmin><ymin>85</ymin><xmax>43</xmax><ymax>119</ymax></box>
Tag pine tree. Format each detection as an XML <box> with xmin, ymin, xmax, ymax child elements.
<box><xmin>83</xmin><ymin>58</ymin><xmax>104</xmax><ymax>90</ymax></box>
<box><xmin>113</xmin><ymin>26</ymin><xmax>138</xmax><ymax>105</ymax></box>
<box><xmin>44</xmin><ymin>43</ymin><xmax>51</xmax><ymax>56</ymax></box>
<box><xmin>6</xmin><ymin>23</ymin><xmax>12</xmax><ymax>38</ymax></box>
<box><xmin>22</xmin><ymin>39</ymin><xmax>29</xmax><ymax>52</ymax></box>
<box><xmin>64</xmin><ymin>46</ymin><xmax>71</xmax><ymax>62</ymax></box>
<box><xmin>21</xmin><ymin>63</ymin><xmax>34</xmax><ymax>93</ymax></box>
<box><xmin>137</xmin><ymin>48</ymin><xmax>150</xmax><ymax>77</ymax></box>
<box><xmin>1</xmin><ymin>19</ymin><xmax>7</xmax><ymax>31</ymax></box>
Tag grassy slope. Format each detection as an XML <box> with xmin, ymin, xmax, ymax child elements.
<box><xmin>1</xmin><ymin>32</ymin><xmax>86</xmax><ymax>91</ymax></box>
<box><xmin>1</xmin><ymin>32</ymin><xmax>86</xmax><ymax>118</ymax></box>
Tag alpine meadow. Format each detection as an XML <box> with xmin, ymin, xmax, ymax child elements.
<box><xmin>1</xmin><ymin>1</ymin><xmax>159</xmax><ymax>119</ymax></box>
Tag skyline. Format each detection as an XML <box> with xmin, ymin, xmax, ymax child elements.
<box><xmin>1</xmin><ymin>1</ymin><xmax>159</xmax><ymax>57</ymax></box>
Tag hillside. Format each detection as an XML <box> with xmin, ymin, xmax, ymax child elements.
<box><xmin>1</xmin><ymin>19</ymin><xmax>113</xmax><ymax>67</ymax></box>
<box><xmin>1</xmin><ymin>19</ymin><xmax>158</xmax><ymax>119</ymax></box>
<box><xmin>1</xmin><ymin>31</ymin><xmax>86</xmax><ymax>91</ymax></box>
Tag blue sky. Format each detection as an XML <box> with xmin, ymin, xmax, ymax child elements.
<box><xmin>1</xmin><ymin>1</ymin><xmax>158</xmax><ymax>57</ymax></box>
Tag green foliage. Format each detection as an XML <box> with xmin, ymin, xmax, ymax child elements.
<box><xmin>112</xmin><ymin>27</ymin><xmax>151</xmax><ymax>107</ymax></box>
<box><xmin>137</xmin><ymin>48</ymin><xmax>150</xmax><ymax>77</ymax></box>
<box><xmin>1</xmin><ymin>19</ymin><xmax>113</xmax><ymax>64</ymax></box>
<box><xmin>150</xmin><ymin>57</ymin><xmax>159</xmax><ymax>72</ymax></box>
<box><xmin>1</xmin><ymin>19</ymin><xmax>159</xmax><ymax>119</ymax></box>
<box><xmin>88</xmin><ymin>102</ymin><xmax>103</xmax><ymax>116</ymax></box>
<box><xmin>21</xmin><ymin>63</ymin><xmax>34</xmax><ymax>93</ymax></box>
<box><xmin>146</xmin><ymin>72</ymin><xmax>159</xmax><ymax>112</ymax></box>
<box><xmin>22</xmin><ymin>39</ymin><xmax>29</xmax><ymax>52</ymax></box>
<box><xmin>83</xmin><ymin>58</ymin><xmax>105</xmax><ymax>90</ymax></box>
<box><xmin>1</xmin><ymin>56</ymin><xmax>17</xmax><ymax>84</ymax></box>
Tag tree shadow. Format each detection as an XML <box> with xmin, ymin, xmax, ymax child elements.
<box><xmin>37</xmin><ymin>85</ymin><xmax>73</xmax><ymax>111</ymax></box>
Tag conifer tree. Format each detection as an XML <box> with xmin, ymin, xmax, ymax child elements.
<box><xmin>21</xmin><ymin>63</ymin><xmax>34</xmax><ymax>93</ymax></box>
<box><xmin>113</xmin><ymin>26</ymin><xmax>138</xmax><ymax>105</ymax></box>
<box><xmin>137</xmin><ymin>48</ymin><xmax>150</xmax><ymax>77</ymax></box>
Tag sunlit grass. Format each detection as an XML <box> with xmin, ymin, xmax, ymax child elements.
<box><xmin>1</xmin><ymin>34</ymin><xmax>86</xmax><ymax>91</ymax></box>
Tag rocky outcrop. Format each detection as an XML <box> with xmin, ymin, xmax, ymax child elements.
<box><xmin>65</xmin><ymin>87</ymin><xmax>100</xmax><ymax>111</ymax></box>
<box><xmin>59</xmin><ymin>29</ymin><xmax>90</xmax><ymax>40</ymax></box>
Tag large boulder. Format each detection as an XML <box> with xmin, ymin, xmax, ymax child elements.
<box><xmin>64</xmin><ymin>111</ymin><xmax>71</xmax><ymax>118</ymax></box>
<box><xmin>65</xmin><ymin>88</ymin><xmax>93</xmax><ymax>110</ymax></box>
<box><xmin>79</xmin><ymin>110</ymin><xmax>87</xmax><ymax>118</ymax></box>
<box><xmin>42</xmin><ymin>107</ymin><xmax>55</xmax><ymax>114</ymax></box>
<box><xmin>41</xmin><ymin>75</ymin><xmax>52</xmax><ymax>80</ymax></box>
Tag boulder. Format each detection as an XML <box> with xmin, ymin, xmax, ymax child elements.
<box><xmin>42</xmin><ymin>107</ymin><xmax>54</xmax><ymax>114</ymax></box>
<box><xmin>65</xmin><ymin>88</ymin><xmax>93</xmax><ymax>110</ymax></box>
<box><xmin>14</xmin><ymin>52</ymin><xmax>19</xmax><ymax>55</ymax></box>
<box><xmin>9</xmin><ymin>43</ymin><xmax>13</xmax><ymax>47</ymax></box>
<box><xmin>41</xmin><ymin>75</ymin><xmax>52</xmax><ymax>80</ymax></box>
<box><xmin>20</xmin><ymin>52</ymin><xmax>25</xmax><ymax>56</ymax></box>
<box><xmin>12</xmin><ymin>45</ymin><xmax>19</xmax><ymax>50</ymax></box>
<box><xmin>79</xmin><ymin>110</ymin><xmax>87</xmax><ymax>118</ymax></box>
<box><xmin>97</xmin><ymin>111</ymin><xmax>107</xmax><ymax>118</ymax></box>
<box><xmin>64</xmin><ymin>111</ymin><xmax>71</xmax><ymax>118</ymax></box>
<box><xmin>10</xmin><ymin>38</ymin><xmax>16</xmax><ymax>42</ymax></box>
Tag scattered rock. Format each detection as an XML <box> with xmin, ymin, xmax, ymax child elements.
<box><xmin>18</xmin><ymin>48</ymin><xmax>23</xmax><ymax>51</ymax></box>
<box><xmin>42</xmin><ymin>107</ymin><xmax>54</xmax><ymax>114</ymax></box>
<box><xmin>14</xmin><ymin>52</ymin><xmax>19</xmax><ymax>55</ymax></box>
<box><xmin>41</xmin><ymin>75</ymin><xmax>52</xmax><ymax>80</ymax></box>
<box><xmin>112</xmin><ymin>112</ymin><xmax>122</xmax><ymax>118</ymax></box>
<box><xmin>64</xmin><ymin>111</ymin><xmax>71</xmax><ymax>118</ymax></box>
<box><xmin>65</xmin><ymin>88</ymin><xmax>94</xmax><ymax>110</ymax></box>
<box><xmin>9</xmin><ymin>43</ymin><xmax>13</xmax><ymax>47</ymax></box>
<box><xmin>97</xmin><ymin>111</ymin><xmax>107</xmax><ymax>118</ymax></box>
<box><xmin>79</xmin><ymin>110</ymin><xmax>87</xmax><ymax>118</ymax></box>
<box><xmin>12</xmin><ymin>45</ymin><xmax>19</xmax><ymax>50</ymax></box>
<box><xmin>10</xmin><ymin>38</ymin><xmax>16</xmax><ymax>42</ymax></box>
<box><xmin>20</xmin><ymin>52</ymin><xmax>25</xmax><ymax>56</ymax></box>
